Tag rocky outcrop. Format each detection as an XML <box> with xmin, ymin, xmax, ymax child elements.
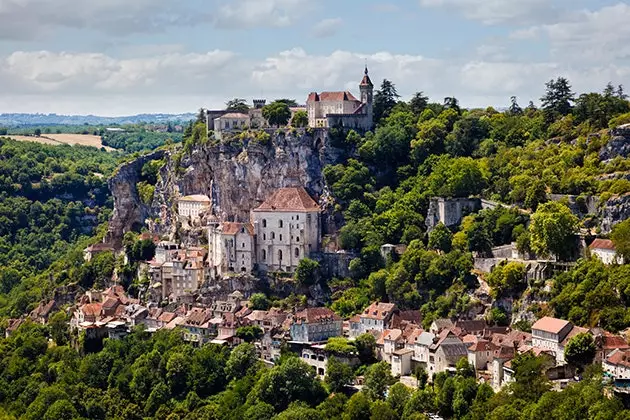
<box><xmin>107</xmin><ymin>128</ymin><xmax>345</xmax><ymax>244</ymax></box>
<box><xmin>600</xmin><ymin>125</ymin><xmax>630</xmax><ymax>162</ymax></box>
<box><xmin>106</xmin><ymin>149</ymin><xmax>166</xmax><ymax>247</ymax></box>
<box><xmin>600</xmin><ymin>193</ymin><xmax>630</xmax><ymax>234</ymax></box>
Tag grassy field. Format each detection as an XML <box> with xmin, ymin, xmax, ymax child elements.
<box><xmin>7</xmin><ymin>134</ymin><xmax>115</xmax><ymax>151</ymax></box>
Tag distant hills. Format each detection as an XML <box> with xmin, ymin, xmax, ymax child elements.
<box><xmin>0</xmin><ymin>113</ymin><xmax>197</xmax><ymax>127</ymax></box>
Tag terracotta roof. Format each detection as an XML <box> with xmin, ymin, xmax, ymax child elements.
<box><xmin>432</xmin><ymin>318</ymin><xmax>455</xmax><ymax>331</ymax></box>
<box><xmin>158</xmin><ymin>312</ymin><xmax>176</xmax><ymax>323</ymax></box>
<box><xmin>219</xmin><ymin>112</ymin><xmax>250</xmax><ymax>119</ymax></box>
<box><xmin>600</xmin><ymin>333</ymin><xmax>630</xmax><ymax>350</ymax></box>
<box><xmin>179</xmin><ymin>194</ymin><xmax>211</xmax><ymax>203</ymax></box>
<box><xmin>102</xmin><ymin>297</ymin><xmax>120</xmax><ymax>311</ymax></box>
<box><xmin>532</xmin><ymin>317</ymin><xmax>571</xmax><ymax>334</ymax></box>
<box><xmin>468</xmin><ymin>339</ymin><xmax>497</xmax><ymax>352</ymax></box>
<box><xmin>307</xmin><ymin>91</ymin><xmax>360</xmax><ymax>103</ymax></box>
<box><xmin>456</xmin><ymin>320</ymin><xmax>488</xmax><ymax>333</ymax></box>
<box><xmin>221</xmin><ymin>222</ymin><xmax>254</xmax><ymax>236</ymax></box>
<box><xmin>361</xmin><ymin>302</ymin><xmax>397</xmax><ymax>320</ymax></box>
<box><xmin>606</xmin><ymin>349</ymin><xmax>630</xmax><ymax>368</ymax></box>
<box><xmin>81</xmin><ymin>303</ymin><xmax>102</xmax><ymax>317</ymax></box>
<box><xmin>254</xmin><ymin>187</ymin><xmax>319</xmax><ymax>212</ymax></box>
<box><xmin>348</xmin><ymin>315</ymin><xmax>361</xmax><ymax>323</ymax></box>
<box><xmin>246</xmin><ymin>310</ymin><xmax>269</xmax><ymax>322</ymax></box>
<box><xmin>294</xmin><ymin>307</ymin><xmax>341</xmax><ymax>324</ymax></box>
<box><xmin>383</xmin><ymin>329</ymin><xmax>403</xmax><ymax>342</ymax></box>
<box><xmin>561</xmin><ymin>326</ymin><xmax>589</xmax><ymax>346</ymax></box>
<box><xmin>590</xmin><ymin>238</ymin><xmax>616</xmax><ymax>251</ymax></box>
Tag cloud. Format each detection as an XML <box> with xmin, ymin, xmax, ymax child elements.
<box><xmin>0</xmin><ymin>0</ymin><xmax>208</xmax><ymax>40</ymax></box>
<box><xmin>514</xmin><ymin>3</ymin><xmax>630</xmax><ymax>62</ymax></box>
<box><xmin>214</xmin><ymin>0</ymin><xmax>309</xmax><ymax>29</ymax></box>
<box><xmin>1</xmin><ymin>47</ymin><xmax>629</xmax><ymax>115</ymax></box>
<box><xmin>311</xmin><ymin>18</ymin><xmax>343</xmax><ymax>38</ymax></box>
<box><xmin>418</xmin><ymin>0</ymin><xmax>563</xmax><ymax>25</ymax></box>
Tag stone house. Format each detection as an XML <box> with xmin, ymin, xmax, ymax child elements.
<box><xmin>589</xmin><ymin>238</ymin><xmax>623</xmax><ymax>264</ymax></box>
<box><xmin>29</xmin><ymin>300</ymin><xmax>56</xmax><ymax>324</ymax></box>
<box><xmin>356</xmin><ymin>302</ymin><xmax>398</xmax><ymax>337</ymax></box>
<box><xmin>252</xmin><ymin>187</ymin><xmax>321</xmax><ymax>273</ymax></box>
<box><xmin>83</xmin><ymin>242</ymin><xmax>115</xmax><ymax>262</ymax></box>
<box><xmin>289</xmin><ymin>307</ymin><xmax>343</xmax><ymax>343</ymax></box>
<box><xmin>177</xmin><ymin>195</ymin><xmax>211</xmax><ymax>220</ymax></box>
<box><xmin>531</xmin><ymin>317</ymin><xmax>574</xmax><ymax>364</ymax></box>
<box><xmin>603</xmin><ymin>349</ymin><xmax>630</xmax><ymax>380</ymax></box>
<box><xmin>208</xmin><ymin>222</ymin><xmax>255</xmax><ymax>276</ymax></box>
<box><xmin>428</xmin><ymin>330</ymin><xmax>469</xmax><ymax>376</ymax></box>
<box><xmin>391</xmin><ymin>348</ymin><xmax>415</xmax><ymax>377</ymax></box>
<box><xmin>467</xmin><ymin>339</ymin><xmax>498</xmax><ymax>371</ymax></box>
<box><xmin>214</xmin><ymin>112</ymin><xmax>250</xmax><ymax>131</ymax></box>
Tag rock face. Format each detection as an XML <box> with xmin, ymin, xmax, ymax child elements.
<box><xmin>106</xmin><ymin>149</ymin><xmax>166</xmax><ymax>247</ymax></box>
<box><xmin>107</xmin><ymin>128</ymin><xmax>343</xmax><ymax>245</ymax></box>
<box><xmin>600</xmin><ymin>193</ymin><xmax>630</xmax><ymax>234</ymax></box>
<box><xmin>600</xmin><ymin>125</ymin><xmax>630</xmax><ymax>162</ymax></box>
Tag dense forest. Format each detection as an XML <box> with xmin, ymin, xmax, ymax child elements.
<box><xmin>1</xmin><ymin>76</ymin><xmax>630</xmax><ymax>418</ymax></box>
<box><xmin>0</xmin><ymin>138</ymin><xmax>120</xmax><ymax>317</ymax></box>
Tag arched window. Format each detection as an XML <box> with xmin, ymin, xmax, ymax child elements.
<box><xmin>279</xmin><ymin>234</ymin><xmax>283</xmax><ymax>241</ymax></box>
<box><xmin>278</xmin><ymin>250</ymin><xmax>283</xmax><ymax>261</ymax></box>
<box><xmin>262</xmin><ymin>249</ymin><xmax>267</xmax><ymax>261</ymax></box>
<box><xmin>271</xmin><ymin>232</ymin><xmax>275</xmax><ymax>240</ymax></box>
<box><xmin>296</xmin><ymin>236</ymin><xmax>300</xmax><ymax>242</ymax></box>
<box><xmin>295</xmin><ymin>247</ymin><xmax>299</xmax><ymax>257</ymax></box>
<box><xmin>263</xmin><ymin>233</ymin><xmax>266</xmax><ymax>240</ymax></box>
<box><xmin>279</xmin><ymin>220</ymin><xmax>284</xmax><ymax>228</ymax></box>
<box><xmin>242</xmin><ymin>242</ymin><xmax>245</xmax><ymax>248</ymax></box>
<box><xmin>262</xmin><ymin>219</ymin><xmax>267</xmax><ymax>228</ymax></box>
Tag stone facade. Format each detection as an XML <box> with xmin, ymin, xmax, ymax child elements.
<box><xmin>207</xmin><ymin>222</ymin><xmax>255</xmax><ymax>277</ymax></box>
<box><xmin>425</xmin><ymin>197</ymin><xmax>482</xmax><ymax>231</ymax></box>
<box><xmin>178</xmin><ymin>194</ymin><xmax>211</xmax><ymax>219</ymax></box>
<box><xmin>252</xmin><ymin>187</ymin><xmax>321</xmax><ymax>273</ymax></box>
<box><xmin>290</xmin><ymin>307</ymin><xmax>343</xmax><ymax>343</ymax></box>
<box><xmin>306</xmin><ymin>67</ymin><xmax>373</xmax><ymax>130</ymax></box>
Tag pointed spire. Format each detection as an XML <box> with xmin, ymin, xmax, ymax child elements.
<box><xmin>360</xmin><ymin>63</ymin><xmax>373</xmax><ymax>87</ymax></box>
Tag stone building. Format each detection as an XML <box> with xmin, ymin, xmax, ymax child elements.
<box><xmin>252</xmin><ymin>187</ymin><xmax>321</xmax><ymax>273</ymax></box>
<box><xmin>177</xmin><ymin>195</ymin><xmax>212</xmax><ymax>219</ymax></box>
<box><xmin>306</xmin><ymin>66</ymin><xmax>373</xmax><ymax>130</ymax></box>
<box><xmin>289</xmin><ymin>307</ymin><xmax>343</xmax><ymax>343</ymax></box>
<box><xmin>531</xmin><ymin>316</ymin><xmax>574</xmax><ymax>364</ymax></box>
<box><xmin>207</xmin><ymin>222</ymin><xmax>255</xmax><ymax>277</ymax></box>
<box><xmin>589</xmin><ymin>238</ymin><xmax>623</xmax><ymax>265</ymax></box>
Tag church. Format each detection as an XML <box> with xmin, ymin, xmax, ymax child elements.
<box><xmin>306</xmin><ymin>67</ymin><xmax>374</xmax><ymax>131</ymax></box>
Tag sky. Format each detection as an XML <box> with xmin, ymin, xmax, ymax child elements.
<box><xmin>0</xmin><ymin>0</ymin><xmax>629</xmax><ymax>116</ymax></box>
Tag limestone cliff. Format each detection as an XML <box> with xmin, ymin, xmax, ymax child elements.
<box><xmin>107</xmin><ymin>129</ymin><xmax>343</xmax><ymax>245</ymax></box>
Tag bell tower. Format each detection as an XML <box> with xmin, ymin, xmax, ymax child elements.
<box><xmin>359</xmin><ymin>66</ymin><xmax>374</xmax><ymax>128</ymax></box>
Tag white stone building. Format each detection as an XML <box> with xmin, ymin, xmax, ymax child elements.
<box><xmin>531</xmin><ymin>316</ymin><xmax>574</xmax><ymax>364</ymax></box>
<box><xmin>306</xmin><ymin>67</ymin><xmax>373</xmax><ymax>130</ymax></box>
<box><xmin>589</xmin><ymin>238</ymin><xmax>623</xmax><ymax>265</ymax></box>
<box><xmin>604</xmin><ymin>348</ymin><xmax>630</xmax><ymax>380</ymax></box>
<box><xmin>252</xmin><ymin>187</ymin><xmax>321</xmax><ymax>273</ymax></box>
<box><xmin>289</xmin><ymin>307</ymin><xmax>343</xmax><ymax>343</ymax></box>
<box><xmin>355</xmin><ymin>302</ymin><xmax>398</xmax><ymax>337</ymax></box>
<box><xmin>207</xmin><ymin>222</ymin><xmax>255</xmax><ymax>277</ymax></box>
<box><xmin>214</xmin><ymin>112</ymin><xmax>250</xmax><ymax>131</ymax></box>
<box><xmin>178</xmin><ymin>195</ymin><xmax>212</xmax><ymax>219</ymax></box>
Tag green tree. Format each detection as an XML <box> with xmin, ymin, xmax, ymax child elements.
<box><xmin>564</xmin><ymin>332</ymin><xmax>596</xmax><ymax>369</ymax></box>
<box><xmin>387</xmin><ymin>382</ymin><xmax>411</xmax><ymax>417</ymax></box>
<box><xmin>541</xmin><ymin>77</ymin><xmax>575</xmax><ymax>121</ymax></box>
<box><xmin>35</xmin><ymin>128</ymin><xmax>42</xmax><ymax>137</ymax></box>
<box><xmin>363</xmin><ymin>361</ymin><xmax>394</xmax><ymax>400</ymax></box>
<box><xmin>235</xmin><ymin>325</ymin><xmax>263</xmax><ymax>343</ymax></box>
<box><xmin>343</xmin><ymin>392</ymin><xmax>371</xmax><ymax>420</ymax></box>
<box><xmin>262</xmin><ymin>101</ymin><xmax>291</xmax><ymax>127</ymax></box>
<box><xmin>509</xmin><ymin>351</ymin><xmax>551</xmax><ymax>401</ymax></box>
<box><xmin>226</xmin><ymin>343</ymin><xmax>258</xmax><ymax>379</ymax></box>
<box><xmin>226</xmin><ymin>98</ymin><xmax>250</xmax><ymax>113</ymax></box>
<box><xmin>428</xmin><ymin>223</ymin><xmax>453</xmax><ymax>253</ymax></box>
<box><xmin>373</xmin><ymin>79</ymin><xmax>400</xmax><ymax>124</ymax></box>
<box><xmin>370</xmin><ymin>400</ymin><xmax>397</xmax><ymax>420</ymax></box>
<box><xmin>249</xmin><ymin>293</ymin><xmax>270</xmax><ymax>310</ymax></box>
<box><xmin>43</xmin><ymin>399</ymin><xmax>79</xmax><ymax>420</ymax></box>
<box><xmin>295</xmin><ymin>258</ymin><xmax>321</xmax><ymax>286</ymax></box>
<box><xmin>508</xmin><ymin>96</ymin><xmax>523</xmax><ymax>115</ymax></box>
<box><xmin>291</xmin><ymin>110</ymin><xmax>309</xmax><ymax>128</ymax></box>
<box><xmin>166</xmin><ymin>352</ymin><xmax>191</xmax><ymax>397</ymax></box>
<box><xmin>244</xmin><ymin>402</ymin><xmax>275</xmax><ymax>420</ymax></box>
<box><xmin>325</xmin><ymin>356</ymin><xmax>354</xmax><ymax>393</ymax></box>
<box><xmin>49</xmin><ymin>310</ymin><xmax>69</xmax><ymax>345</ymax></box>
<box><xmin>409</xmin><ymin>92</ymin><xmax>429</xmax><ymax>116</ymax></box>
<box><xmin>355</xmin><ymin>333</ymin><xmax>377</xmax><ymax>364</ymax></box>
<box><xmin>611</xmin><ymin>219</ymin><xmax>630</xmax><ymax>262</ymax></box>
<box><xmin>529</xmin><ymin>201</ymin><xmax>579</xmax><ymax>260</ymax></box>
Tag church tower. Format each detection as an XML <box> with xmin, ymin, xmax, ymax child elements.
<box><xmin>359</xmin><ymin>66</ymin><xmax>374</xmax><ymax>128</ymax></box>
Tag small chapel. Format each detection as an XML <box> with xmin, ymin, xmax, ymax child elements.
<box><xmin>306</xmin><ymin>66</ymin><xmax>374</xmax><ymax>131</ymax></box>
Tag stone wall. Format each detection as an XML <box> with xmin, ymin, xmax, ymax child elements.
<box><xmin>426</xmin><ymin>197</ymin><xmax>481</xmax><ymax>231</ymax></box>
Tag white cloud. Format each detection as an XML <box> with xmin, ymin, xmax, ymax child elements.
<box><xmin>311</xmin><ymin>18</ymin><xmax>343</xmax><ymax>38</ymax></box>
<box><xmin>214</xmin><ymin>0</ymin><xmax>309</xmax><ymax>29</ymax></box>
<box><xmin>418</xmin><ymin>0</ymin><xmax>562</xmax><ymax>25</ymax></box>
<box><xmin>1</xmin><ymin>47</ymin><xmax>629</xmax><ymax>115</ymax></box>
<box><xmin>515</xmin><ymin>3</ymin><xmax>630</xmax><ymax>62</ymax></box>
<box><xmin>0</xmin><ymin>0</ymin><xmax>207</xmax><ymax>40</ymax></box>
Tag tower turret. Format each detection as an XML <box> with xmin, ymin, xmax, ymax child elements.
<box><xmin>359</xmin><ymin>65</ymin><xmax>374</xmax><ymax>105</ymax></box>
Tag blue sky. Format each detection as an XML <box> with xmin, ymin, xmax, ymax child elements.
<box><xmin>0</xmin><ymin>0</ymin><xmax>629</xmax><ymax>115</ymax></box>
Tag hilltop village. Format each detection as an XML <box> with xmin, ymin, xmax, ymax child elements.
<box><xmin>6</xmin><ymin>67</ymin><xmax>630</xmax><ymax>420</ymax></box>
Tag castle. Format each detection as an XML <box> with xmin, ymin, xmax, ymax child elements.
<box><xmin>306</xmin><ymin>66</ymin><xmax>374</xmax><ymax>131</ymax></box>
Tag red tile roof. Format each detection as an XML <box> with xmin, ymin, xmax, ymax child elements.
<box><xmin>294</xmin><ymin>307</ymin><xmax>341</xmax><ymax>323</ymax></box>
<box><xmin>590</xmin><ymin>238</ymin><xmax>616</xmax><ymax>251</ymax></box>
<box><xmin>532</xmin><ymin>317</ymin><xmax>571</xmax><ymax>334</ymax></box>
<box><xmin>81</xmin><ymin>303</ymin><xmax>102</xmax><ymax>317</ymax></box>
<box><xmin>254</xmin><ymin>187</ymin><xmax>319</xmax><ymax>212</ymax></box>
<box><xmin>361</xmin><ymin>302</ymin><xmax>397</xmax><ymax>320</ymax></box>
<box><xmin>605</xmin><ymin>348</ymin><xmax>630</xmax><ymax>368</ymax></box>
<box><xmin>601</xmin><ymin>333</ymin><xmax>630</xmax><ymax>350</ymax></box>
<box><xmin>308</xmin><ymin>91</ymin><xmax>360</xmax><ymax>102</ymax></box>
<box><xmin>468</xmin><ymin>339</ymin><xmax>497</xmax><ymax>352</ymax></box>
<box><xmin>221</xmin><ymin>222</ymin><xmax>254</xmax><ymax>236</ymax></box>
